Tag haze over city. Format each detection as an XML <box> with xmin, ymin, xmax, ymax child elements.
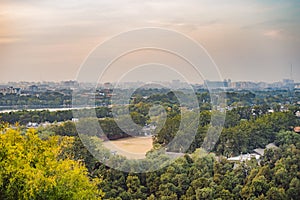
<box><xmin>0</xmin><ymin>0</ymin><xmax>299</xmax><ymax>83</ymax></box>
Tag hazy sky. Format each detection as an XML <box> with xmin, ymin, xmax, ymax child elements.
<box><xmin>0</xmin><ymin>0</ymin><xmax>299</xmax><ymax>83</ymax></box>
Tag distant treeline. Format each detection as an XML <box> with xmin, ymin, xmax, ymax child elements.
<box><xmin>1</xmin><ymin>88</ymin><xmax>299</xmax><ymax>109</ymax></box>
<box><xmin>50</xmin><ymin>119</ymin><xmax>130</xmax><ymax>141</ymax></box>
<box><xmin>0</xmin><ymin>107</ymin><xmax>111</xmax><ymax>124</ymax></box>
<box><xmin>0</xmin><ymin>91</ymin><xmax>72</xmax><ymax>107</ymax></box>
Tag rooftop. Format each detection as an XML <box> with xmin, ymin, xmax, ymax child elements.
<box><xmin>294</xmin><ymin>127</ymin><xmax>300</xmax><ymax>133</ymax></box>
<box><xmin>227</xmin><ymin>153</ymin><xmax>260</xmax><ymax>162</ymax></box>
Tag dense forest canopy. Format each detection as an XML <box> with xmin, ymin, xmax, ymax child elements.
<box><xmin>0</xmin><ymin>88</ymin><xmax>300</xmax><ymax>199</ymax></box>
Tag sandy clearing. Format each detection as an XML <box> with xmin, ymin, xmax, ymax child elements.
<box><xmin>103</xmin><ymin>136</ymin><xmax>153</xmax><ymax>159</ymax></box>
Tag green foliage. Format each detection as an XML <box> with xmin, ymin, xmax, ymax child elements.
<box><xmin>93</xmin><ymin>130</ymin><xmax>300</xmax><ymax>200</ymax></box>
<box><xmin>216</xmin><ymin>111</ymin><xmax>298</xmax><ymax>156</ymax></box>
<box><xmin>0</xmin><ymin>128</ymin><xmax>103</xmax><ymax>200</ymax></box>
<box><xmin>1</xmin><ymin>88</ymin><xmax>299</xmax><ymax>199</ymax></box>
<box><xmin>0</xmin><ymin>107</ymin><xmax>111</xmax><ymax>125</ymax></box>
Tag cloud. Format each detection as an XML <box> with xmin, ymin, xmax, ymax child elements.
<box><xmin>263</xmin><ymin>29</ymin><xmax>283</xmax><ymax>38</ymax></box>
<box><xmin>0</xmin><ymin>37</ymin><xmax>21</xmax><ymax>44</ymax></box>
<box><xmin>0</xmin><ymin>0</ymin><xmax>299</xmax><ymax>83</ymax></box>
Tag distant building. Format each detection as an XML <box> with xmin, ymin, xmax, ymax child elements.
<box><xmin>253</xmin><ymin>148</ymin><xmax>264</xmax><ymax>156</ymax></box>
<box><xmin>104</xmin><ymin>82</ymin><xmax>113</xmax><ymax>89</ymax></box>
<box><xmin>29</xmin><ymin>85</ymin><xmax>38</xmax><ymax>93</ymax></box>
<box><xmin>269</xmin><ymin>82</ymin><xmax>283</xmax><ymax>88</ymax></box>
<box><xmin>204</xmin><ymin>80</ymin><xmax>228</xmax><ymax>89</ymax></box>
<box><xmin>230</xmin><ymin>81</ymin><xmax>258</xmax><ymax>89</ymax></box>
<box><xmin>283</xmin><ymin>79</ymin><xmax>294</xmax><ymax>90</ymax></box>
<box><xmin>0</xmin><ymin>86</ymin><xmax>21</xmax><ymax>95</ymax></box>
<box><xmin>26</xmin><ymin>122</ymin><xmax>38</xmax><ymax>128</ymax></box>
<box><xmin>227</xmin><ymin>153</ymin><xmax>260</xmax><ymax>162</ymax></box>
<box><xmin>72</xmin><ymin>118</ymin><xmax>79</xmax><ymax>122</ymax></box>
<box><xmin>253</xmin><ymin>143</ymin><xmax>278</xmax><ymax>157</ymax></box>
<box><xmin>141</xmin><ymin>125</ymin><xmax>156</xmax><ymax>136</ymax></box>
<box><xmin>38</xmin><ymin>84</ymin><xmax>50</xmax><ymax>91</ymax></box>
<box><xmin>61</xmin><ymin>80</ymin><xmax>79</xmax><ymax>89</ymax></box>
<box><xmin>228</xmin><ymin>143</ymin><xmax>278</xmax><ymax>162</ymax></box>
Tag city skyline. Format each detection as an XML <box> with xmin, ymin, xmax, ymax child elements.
<box><xmin>1</xmin><ymin>0</ymin><xmax>300</xmax><ymax>83</ymax></box>
<box><xmin>1</xmin><ymin>78</ymin><xmax>298</xmax><ymax>88</ymax></box>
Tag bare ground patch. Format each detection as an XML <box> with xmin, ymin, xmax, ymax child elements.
<box><xmin>103</xmin><ymin>136</ymin><xmax>153</xmax><ymax>159</ymax></box>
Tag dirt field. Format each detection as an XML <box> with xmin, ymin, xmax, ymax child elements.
<box><xmin>103</xmin><ymin>136</ymin><xmax>153</xmax><ymax>159</ymax></box>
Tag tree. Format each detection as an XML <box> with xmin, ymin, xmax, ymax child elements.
<box><xmin>287</xmin><ymin>178</ymin><xmax>300</xmax><ymax>199</ymax></box>
<box><xmin>266</xmin><ymin>187</ymin><xmax>287</xmax><ymax>200</ymax></box>
<box><xmin>195</xmin><ymin>187</ymin><xmax>213</xmax><ymax>200</ymax></box>
<box><xmin>126</xmin><ymin>175</ymin><xmax>146</xmax><ymax>200</ymax></box>
<box><xmin>155</xmin><ymin>114</ymin><xmax>180</xmax><ymax>146</ymax></box>
<box><xmin>0</xmin><ymin>128</ymin><xmax>103</xmax><ymax>200</ymax></box>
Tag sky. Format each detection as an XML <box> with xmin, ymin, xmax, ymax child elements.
<box><xmin>0</xmin><ymin>0</ymin><xmax>300</xmax><ymax>83</ymax></box>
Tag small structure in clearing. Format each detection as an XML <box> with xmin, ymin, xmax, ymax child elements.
<box><xmin>294</xmin><ymin>126</ymin><xmax>300</xmax><ymax>133</ymax></box>
<box><xmin>228</xmin><ymin>143</ymin><xmax>279</xmax><ymax>162</ymax></box>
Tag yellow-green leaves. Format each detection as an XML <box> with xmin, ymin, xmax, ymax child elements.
<box><xmin>0</xmin><ymin>128</ymin><xmax>103</xmax><ymax>200</ymax></box>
